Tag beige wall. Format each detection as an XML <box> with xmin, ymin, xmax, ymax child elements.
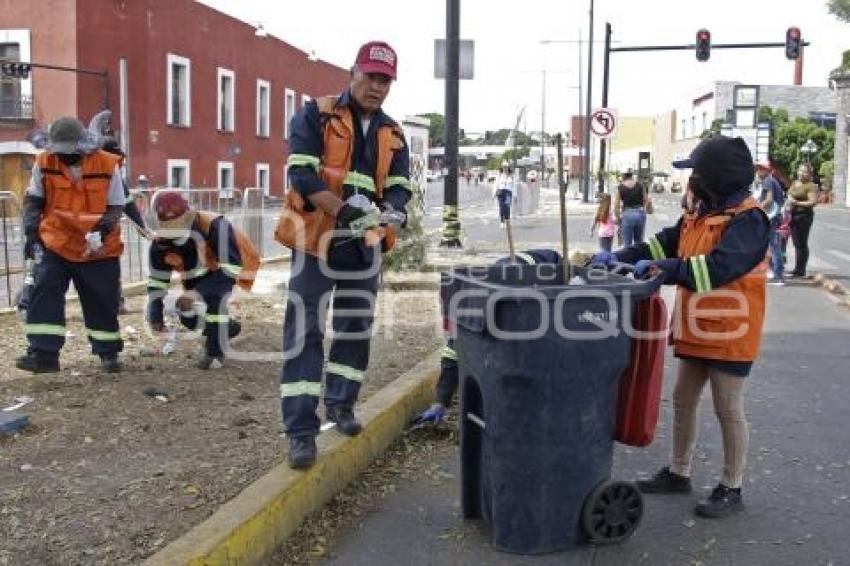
<box><xmin>653</xmin><ymin>110</ymin><xmax>700</xmax><ymax>180</ymax></box>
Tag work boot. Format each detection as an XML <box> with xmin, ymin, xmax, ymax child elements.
<box><xmin>326</xmin><ymin>406</ymin><xmax>362</xmax><ymax>436</ymax></box>
<box><xmin>15</xmin><ymin>353</ymin><xmax>60</xmax><ymax>374</ymax></box>
<box><xmin>636</xmin><ymin>466</ymin><xmax>692</xmax><ymax>494</ymax></box>
<box><xmin>100</xmin><ymin>355</ymin><xmax>121</xmax><ymax>374</ymax></box>
<box><xmin>197</xmin><ymin>355</ymin><xmax>224</xmax><ymax>370</ymax></box>
<box><xmin>288</xmin><ymin>435</ymin><xmax>317</xmax><ymax>470</ymax></box>
<box><xmin>695</xmin><ymin>484</ymin><xmax>744</xmax><ymax>518</ymax></box>
<box><xmin>228</xmin><ymin>320</ymin><xmax>242</xmax><ymax>339</ymax></box>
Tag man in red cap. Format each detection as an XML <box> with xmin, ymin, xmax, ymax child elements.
<box><xmin>275</xmin><ymin>41</ymin><xmax>411</xmax><ymax>469</ymax></box>
<box><xmin>146</xmin><ymin>190</ymin><xmax>259</xmax><ymax>369</ymax></box>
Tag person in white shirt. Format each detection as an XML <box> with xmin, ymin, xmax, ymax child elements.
<box><xmin>492</xmin><ymin>163</ymin><xmax>516</xmax><ymax>224</ymax></box>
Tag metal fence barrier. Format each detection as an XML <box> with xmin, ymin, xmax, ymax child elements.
<box><xmin>0</xmin><ymin>187</ymin><xmax>275</xmax><ymax>308</ymax></box>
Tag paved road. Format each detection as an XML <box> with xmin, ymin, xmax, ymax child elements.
<box><xmin>323</xmin><ymin>279</ymin><xmax>850</xmax><ymax>565</ymax></box>
<box><xmin>424</xmin><ymin>181</ymin><xmax>850</xmax><ymax>281</ymax></box>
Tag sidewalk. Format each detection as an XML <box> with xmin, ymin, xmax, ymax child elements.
<box><xmin>319</xmin><ymin>283</ymin><xmax>850</xmax><ymax>565</ymax></box>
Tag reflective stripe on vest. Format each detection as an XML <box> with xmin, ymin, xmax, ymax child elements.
<box><xmin>689</xmin><ymin>254</ymin><xmax>712</xmax><ymax>293</ymax></box>
<box><xmin>441</xmin><ymin>346</ymin><xmax>457</xmax><ymax>360</ymax></box>
<box><xmin>648</xmin><ymin>236</ymin><xmax>666</xmax><ymax>260</ymax></box>
<box><xmin>205</xmin><ymin>314</ymin><xmax>228</xmax><ymax>323</ymax></box>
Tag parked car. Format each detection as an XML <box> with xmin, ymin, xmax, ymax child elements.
<box><xmin>670</xmin><ymin>180</ymin><xmax>683</xmax><ymax>193</ymax></box>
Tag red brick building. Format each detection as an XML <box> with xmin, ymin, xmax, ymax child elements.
<box><xmin>0</xmin><ymin>0</ymin><xmax>349</xmax><ymax>197</ymax></box>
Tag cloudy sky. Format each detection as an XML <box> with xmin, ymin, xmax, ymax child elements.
<box><xmin>200</xmin><ymin>0</ymin><xmax>849</xmax><ymax>133</ymax></box>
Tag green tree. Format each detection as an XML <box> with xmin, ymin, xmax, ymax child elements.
<box><xmin>761</xmin><ymin>105</ymin><xmax>834</xmax><ymax>177</ymax></box>
<box><xmin>418</xmin><ymin>112</ymin><xmax>444</xmax><ymax>147</ymax></box>
<box><xmin>828</xmin><ymin>0</ymin><xmax>850</xmax><ymax>22</ymax></box>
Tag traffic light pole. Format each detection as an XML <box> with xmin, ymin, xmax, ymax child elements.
<box><xmin>2</xmin><ymin>61</ymin><xmax>110</xmax><ymax>110</ymax></box>
<box><xmin>599</xmin><ymin>25</ymin><xmax>810</xmax><ymax>182</ymax></box>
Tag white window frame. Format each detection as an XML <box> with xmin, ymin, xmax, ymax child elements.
<box><xmin>166</xmin><ymin>53</ymin><xmax>191</xmax><ymax>126</ymax></box>
<box><xmin>167</xmin><ymin>159</ymin><xmax>191</xmax><ymax>189</ymax></box>
<box><xmin>217</xmin><ymin>67</ymin><xmax>235</xmax><ymax>132</ymax></box>
<box><xmin>217</xmin><ymin>161</ymin><xmax>234</xmax><ymax>196</ymax></box>
<box><xmin>256</xmin><ymin>79</ymin><xmax>271</xmax><ymax>137</ymax></box>
<box><xmin>0</xmin><ymin>29</ymin><xmax>33</xmax><ymax>100</ymax></box>
<box><xmin>284</xmin><ymin>88</ymin><xmax>296</xmax><ymax>140</ymax></box>
<box><xmin>256</xmin><ymin>163</ymin><xmax>270</xmax><ymax>196</ymax></box>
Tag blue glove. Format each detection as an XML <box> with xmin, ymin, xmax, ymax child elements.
<box><xmin>412</xmin><ymin>404</ymin><xmax>447</xmax><ymax>427</ymax></box>
<box><xmin>634</xmin><ymin>259</ymin><xmax>656</xmax><ymax>279</ymax></box>
<box><xmin>588</xmin><ymin>250</ymin><xmax>617</xmax><ymax>268</ymax></box>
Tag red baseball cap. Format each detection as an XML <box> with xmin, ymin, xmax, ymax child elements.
<box><xmin>354</xmin><ymin>41</ymin><xmax>398</xmax><ymax>80</ymax></box>
<box><xmin>153</xmin><ymin>190</ymin><xmax>196</xmax><ymax>235</ymax></box>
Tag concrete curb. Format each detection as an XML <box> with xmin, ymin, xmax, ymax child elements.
<box><xmin>144</xmin><ymin>351</ymin><xmax>441</xmax><ymax>566</ymax></box>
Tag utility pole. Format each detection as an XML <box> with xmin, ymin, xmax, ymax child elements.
<box><xmin>540</xmin><ymin>69</ymin><xmax>546</xmax><ymax>185</ymax></box>
<box><xmin>577</xmin><ymin>29</ymin><xmax>583</xmax><ymax>192</ymax></box>
<box><xmin>582</xmin><ymin>0</ymin><xmax>594</xmax><ymax>203</ymax></box>
<box><xmin>597</xmin><ymin>22</ymin><xmax>612</xmax><ymax>195</ymax></box>
<box><xmin>440</xmin><ymin>0</ymin><xmax>462</xmax><ymax>247</ymax></box>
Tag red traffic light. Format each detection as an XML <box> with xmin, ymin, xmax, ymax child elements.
<box><xmin>785</xmin><ymin>27</ymin><xmax>802</xmax><ymax>60</ymax></box>
<box><xmin>695</xmin><ymin>29</ymin><xmax>711</xmax><ymax>62</ymax></box>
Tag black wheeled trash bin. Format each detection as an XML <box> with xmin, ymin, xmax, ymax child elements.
<box><xmin>445</xmin><ymin>263</ymin><xmax>663</xmax><ymax>554</ymax></box>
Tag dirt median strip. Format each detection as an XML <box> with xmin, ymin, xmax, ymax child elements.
<box><xmin>144</xmin><ymin>351</ymin><xmax>441</xmax><ymax>566</ymax></box>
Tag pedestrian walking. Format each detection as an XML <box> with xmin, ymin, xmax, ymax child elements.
<box><xmin>17</xmin><ymin>116</ymin><xmax>126</xmax><ymax>374</ymax></box>
<box><xmin>755</xmin><ymin>159</ymin><xmax>786</xmax><ymax>285</ymax></box>
<box><xmin>275</xmin><ymin>40</ymin><xmax>411</xmax><ymax>469</ymax></box>
<box><xmin>492</xmin><ymin>162</ymin><xmax>515</xmax><ymax>224</ymax></box>
<box><xmin>590</xmin><ymin>193</ymin><xmax>617</xmax><ymax>251</ymax></box>
<box><xmin>591</xmin><ymin>136</ymin><xmax>770</xmax><ymax>519</ymax></box>
<box><xmin>787</xmin><ymin>163</ymin><xmax>818</xmax><ymax>278</ymax></box>
<box><xmin>614</xmin><ymin>171</ymin><xmax>649</xmax><ymax>246</ymax></box>
<box><xmin>146</xmin><ymin>191</ymin><xmax>259</xmax><ymax>369</ymax></box>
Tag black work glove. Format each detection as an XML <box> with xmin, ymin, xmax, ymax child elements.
<box><xmin>335</xmin><ymin>204</ymin><xmax>376</xmax><ymax>231</ymax></box>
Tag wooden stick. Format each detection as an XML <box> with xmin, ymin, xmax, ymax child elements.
<box><xmin>556</xmin><ymin>134</ymin><xmax>570</xmax><ymax>281</ymax></box>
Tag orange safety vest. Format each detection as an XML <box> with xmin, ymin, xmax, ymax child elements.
<box><xmin>671</xmin><ymin>197</ymin><xmax>768</xmax><ymax>362</ymax></box>
<box><xmin>162</xmin><ymin>212</ymin><xmax>260</xmax><ymax>292</ymax></box>
<box><xmin>36</xmin><ymin>150</ymin><xmax>123</xmax><ymax>262</ymax></box>
<box><xmin>274</xmin><ymin>95</ymin><xmax>405</xmax><ymax>259</ymax></box>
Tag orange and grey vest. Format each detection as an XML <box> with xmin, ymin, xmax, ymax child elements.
<box><xmin>36</xmin><ymin>150</ymin><xmax>123</xmax><ymax>262</ymax></box>
<box><xmin>671</xmin><ymin>197</ymin><xmax>768</xmax><ymax>362</ymax></box>
<box><xmin>274</xmin><ymin>95</ymin><xmax>405</xmax><ymax>259</ymax></box>
<box><xmin>161</xmin><ymin>212</ymin><xmax>261</xmax><ymax>292</ymax></box>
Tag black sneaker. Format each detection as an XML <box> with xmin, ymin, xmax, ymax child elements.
<box><xmin>100</xmin><ymin>355</ymin><xmax>121</xmax><ymax>373</ymax></box>
<box><xmin>288</xmin><ymin>435</ymin><xmax>317</xmax><ymax>470</ymax></box>
<box><xmin>695</xmin><ymin>484</ymin><xmax>744</xmax><ymax>518</ymax></box>
<box><xmin>326</xmin><ymin>406</ymin><xmax>362</xmax><ymax>436</ymax></box>
<box><xmin>15</xmin><ymin>354</ymin><xmax>60</xmax><ymax>374</ymax></box>
<box><xmin>197</xmin><ymin>355</ymin><xmax>224</xmax><ymax>370</ymax></box>
<box><xmin>636</xmin><ymin>466</ymin><xmax>692</xmax><ymax>494</ymax></box>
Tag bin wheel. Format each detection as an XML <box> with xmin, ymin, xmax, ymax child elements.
<box><xmin>582</xmin><ymin>480</ymin><xmax>643</xmax><ymax>544</ymax></box>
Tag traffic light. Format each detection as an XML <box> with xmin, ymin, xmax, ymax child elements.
<box><xmin>695</xmin><ymin>29</ymin><xmax>711</xmax><ymax>62</ymax></box>
<box><xmin>785</xmin><ymin>27</ymin><xmax>802</xmax><ymax>60</ymax></box>
<box><xmin>0</xmin><ymin>62</ymin><xmax>32</xmax><ymax>79</ymax></box>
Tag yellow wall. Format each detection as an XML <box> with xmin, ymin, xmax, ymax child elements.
<box><xmin>611</xmin><ymin>117</ymin><xmax>654</xmax><ymax>151</ymax></box>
